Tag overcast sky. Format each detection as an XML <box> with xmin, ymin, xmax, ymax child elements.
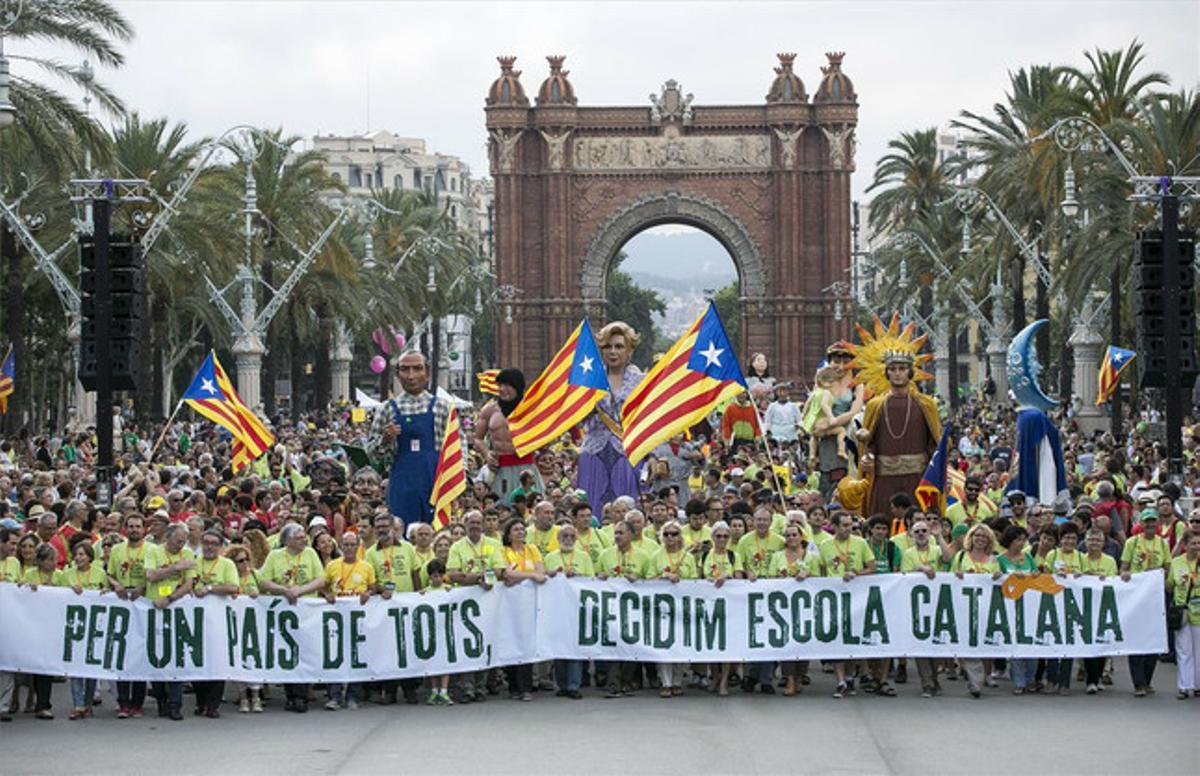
<box><xmin>20</xmin><ymin>1</ymin><xmax>1200</xmax><ymax>201</ymax></box>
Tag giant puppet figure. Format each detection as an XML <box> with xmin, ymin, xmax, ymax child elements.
<box><xmin>1006</xmin><ymin>320</ymin><xmax>1069</xmax><ymax>506</ymax></box>
<box><xmin>472</xmin><ymin>368</ymin><xmax>544</xmax><ymax>500</ymax></box>
<box><xmin>577</xmin><ymin>321</ymin><xmax>644</xmax><ymax>514</ymax></box>
<box><xmin>851</xmin><ymin>314</ymin><xmax>941</xmax><ymax>517</ymax></box>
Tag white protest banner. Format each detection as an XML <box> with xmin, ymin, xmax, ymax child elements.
<box><xmin>0</xmin><ymin>582</ymin><xmax>535</xmax><ymax>683</ymax></box>
<box><xmin>536</xmin><ymin>573</ymin><xmax>1165</xmax><ymax>662</ymax></box>
<box><xmin>0</xmin><ymin>573</ymin><xmax>1165</xmax><ymax>680</ymax></box>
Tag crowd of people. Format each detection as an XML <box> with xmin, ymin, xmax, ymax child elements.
<box><xmin>1</xmin><ymin>341</ymin><xmax>1198</xmax><ymax>724</ymax></box>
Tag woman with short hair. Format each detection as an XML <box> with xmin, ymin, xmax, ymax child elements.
<box><xmin>500</xmin><ymin>517</ymin><xmax>546</xmax><ymax>701</ymax></box>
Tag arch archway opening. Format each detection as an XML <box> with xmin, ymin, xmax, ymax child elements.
<box><xmin>607</xmin><ymin>223</ymin><xmax>739</xmax><ymax>369</ymax></box>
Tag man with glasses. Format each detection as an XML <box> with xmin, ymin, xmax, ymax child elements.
<box><xmin>900</xmin><ymin>519</ymin><xmax>951</xmax><ymax>697</ymax></box>
<box><xmin>1004</xmin><ymin>489</ymin><xmax>1029</xmax><ymax>527</ymax></box>
<box><xmin>946</xmin><ymin>476</ymin><xmax>995</xmax><ymax>527</ymax></box>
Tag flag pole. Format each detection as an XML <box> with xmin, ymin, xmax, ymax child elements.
<box><xmin>750</xmin><ymin>399</ymin><xmax>790</xmax><ymax>500</ymax></box>
<box><xmin>148</xmin><ymin>400</ymin><xmax>185</xmax><ymax>462</ymax></box>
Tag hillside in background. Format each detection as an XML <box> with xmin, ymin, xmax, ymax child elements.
<box><xmin>618</xmin><ymin>228</ymin><xmax>738</xmax><ymax>336</ymax></box>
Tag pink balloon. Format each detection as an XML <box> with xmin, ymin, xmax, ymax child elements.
<box><xmin>369</xmin><ymin>355</ymin><xmax>387</xmax><ymax>374</ymax></box>
<box><xmin>372</xmin><ymin>328</ymin><xmax>391</xmax><ymax>355</ymax></box>
<box><xmin>394</xmin><ymin>333</ymin><xmax>406</xmax><ymax>350</ymax></box>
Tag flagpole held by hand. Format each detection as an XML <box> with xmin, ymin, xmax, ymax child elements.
<box><xmin>149</xmin><ymin>400</ymin><xmax>185</xmax><ymax>462</ymax></box>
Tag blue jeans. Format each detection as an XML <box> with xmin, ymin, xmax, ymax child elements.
<box><xmin>555</xmin><ymin>660</ymin><xmax>583</xmax><ymax>691</ymax></box>
<box><xmin>152</xmin><ymin>681</ymin><xmax>182</xmax><ymax>712</ymax></box>
<box><xmin>1010</xmin><ymin>658</ymin><xmax>1037</xmax><ymax>689</ymax></box>
<box><xmin>70</xmin><ymin>677</ymin><xmax>96</xmax><ymax>709</ymax></box>
<box><xmin>327</xmin><ymin>683</ymin><xmax>361</xmax><ymax>705</ymax></box>
<box><xmin>748</xmin><ymin>662</ymin><xmax>775</xmax><ymax>686</ymax></box>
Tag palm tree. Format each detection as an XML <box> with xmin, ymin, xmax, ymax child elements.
<box><xmin>865</xmin><ymin>128</ymin><xmax>958</xmax><ymax>235</ymax></box>
<box><xmin>3</xmin><ymin>0</ymin><xmax>131</xmax><ymax>174</ymax></box>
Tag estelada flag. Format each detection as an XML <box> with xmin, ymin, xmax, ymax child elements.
<box><xmin>507</xmin><ymin>319</ymin><xmax>609</xmax><ymax>457</ymax></box>
<box><xmin>182</xmin><ymin>351</ymin><xmax>274</xmax><ymax>472</ymax></box>
<box><xmin>0</xmin><ymin>346</ymin><xmax>13</xmax><ymax>414</ymax></box>
<box><xmin>477</xmin><ymin>369</ymin><xmax>500</xmax><ymax>396</ymax></box>
<box><xmin>915</xmin><ymin>426</ymin><xmax>952</xmax><ymax>512</ymax></box>
<box><xmin>621</xmin><ymin>302</ymin><xmax>746</xmax><ymax>466</ymax></box>
<box><xmin>1096</xmin><ymin>346</ymin><xmax>1135</xmax><ymax>406</ymax></box>
<box><xmin>430</xmin><ymin>406</ymin><xmax>466</xmax><ymax>528</ymax></box>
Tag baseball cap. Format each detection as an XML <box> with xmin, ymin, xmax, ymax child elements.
<box><xmin>309</xmin><ymin>516</ymin><xmax>329</xmax><ymax>529</ymax></box>
<box><xmin>951</xmin><ymin>523</ymin><xmax>970</xmax><ymax>539</ymax></box>
<box><xmin>730</xmin><ymin>467</ymin><xmax>745</xmax><ymax>477</ymax></box>
<box><xmin>145</xmin><ymin>495</ymin><xmax>166</xmax><ymax>510</ymax></box>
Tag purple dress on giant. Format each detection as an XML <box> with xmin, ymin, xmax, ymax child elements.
<box><xmin>576</xmin><ymin>363</ymin><xmax>644</xmax><ymax>514</ymax></box>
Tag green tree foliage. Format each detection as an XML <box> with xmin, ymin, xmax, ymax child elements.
<box><xmin>712</xmin><ymin>281</ymin><xmax>741</xmax><ymax>356</ymax></box>
<box><xmin>606</xmin><ymin>267</ymin><xmax>665</xmax><ymax>369</ymax></box>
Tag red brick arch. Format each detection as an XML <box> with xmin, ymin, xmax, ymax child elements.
<box><xmin>485</xmin><ymin>54</ymin><xmax>858</xmax><ymax>383</ymax></box>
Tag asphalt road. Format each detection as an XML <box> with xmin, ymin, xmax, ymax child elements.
<box><xmin>4</xmin><ymin>662</ymin><xmax>1197</xmax><ymax>775</ymax></box>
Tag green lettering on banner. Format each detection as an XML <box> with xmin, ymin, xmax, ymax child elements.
<box><xmin>652</xmin><ymin>594</ymin><xmax>675</xmax><ymax>650</ymax></box>
<box><xmin>1097</xmin><ymin>586</ymin><xmax>1123</xmax><ymax>644</ymax></box>
<box><xmin>264</xmin><ymin>604</ymin><xmax>277</xmax><ymax>669</ymax></box>
<box><xmin>85</xmin><ymin>605</ymin><xmax>108</xmax><ymax>666</ymax></box>
<box><xmin>814</xmin><ymin>590</ymin><xmax>837</xmax><ymax>643</ymax></box>
<box><xmin>437</xmin><ymin>604</ymin><xmax>457</xmax><ymax>664</ymax></box>
<box><xmin>460</xmin><ymin>599</ymin><xmax>484</xmax><ymax>659</ymax></box>
<box><xmin>791</xmin><ymin>590</ymin><xmax>812</xmax><ymax>642</ymax></box>
<box><xmin>933</xmin><ymin>585</ymin><xmax>957</xmax><ymax>644</ymax></box>
<box><xmin>240</xmin><ymin>608</ymin><xmax>263</xmax><ymax>670</ymax></box>
<box><xmin>62</xmin><ymin>605</ymin><xmax>87</xmax><ymax>662</ymax></box>
<box><xmin>747</xmin><ymin>592</ymin><xmax>764</xmax><ymax>648</ymax></box>
<box><xmin>323</xmin><ymin>611</ymin><xmax>345</xmax><ymax>669</ymax></box>
<box><xmin>767</xmin><ymin>591</ymin><xmax>788</xmax><ymax>648</ymax></box>
<box><xmin>839</xmin><ymin>592</ymin><xmax>861</xmax><ymax>645</ymax></box>
<box><xmin>1012</xmin><ymin>593</ymin><xmax>1034</xmax><ymax>645</ymax></box>
<box><xmin>641</xmin><ymin>595</ymin><xmax>652</xmax><ymax>647</ymax></box>
<box><xmin>1063</xmin><ymin>588</ymin><xmax>1091</xmax><ymax>645</ymax></box>
<box><xmin>104</xmin><ymin>606</ymin><xmax>129</xmax><ymax>671</ymax></box>
<box><xmin>387</xmin><ymin>608</ymin><xmax>409</xmax><ymax>669</ymax></box>
<box><xmin>147</xmin><ymin>608</ymin><xmax>170</xmax><ymax>669</ymax></box>
<box><xmin>350</xmin><ymin>610</ymin><xmax>367</xmax><ymax>668</ymax></box>
<box><xmin>174</xmin><ymin>608</ymin><xmax>203</xmax><ymax>668</ymax></box>
<box><xmin>1036</xmin><ymin>593</ymin><xmax>1062</xmax><ymax>645</ymax></box>
<box><xmin>985</xmin><ymin>586</ymin><xmax>1010</xmax><ymax>646</ymax></box>
<box><xmin>961</xmin><ymin>586</ymin><xmax>982</xmax><ymax>647</ymax></box>
<box><xmin>225</xmin><ymin>607</ymin><xmax>238</xmax><ymax>667</ymax></box>
<box><xmin>681</xmin><ymin>595</ymin><xmax>692</xmax><ymax>648</ymax></box>
<box><xmin>600</xmin><ymin>591</ymin><xmax>617</xmax><ymax>647</ymax></box>
<box><xmin>619</xmin><ymin>592</ymin><xmax>640</xmax><ymax>645</ymax></box>
<box><xmin>276</xmin><ymin>610</ymin><xmax>299</xmax><ymax>670</ymax></box>
<box><xmin>695</xmin><ymin>598</ymin><xmax>725</xmax><ymax>651</ymax></box>
<box><xmin>910</xmin><ymin>585</ymin><xmax>931</xmax><ymax>641</ymax></box>
<box><xmin>862</xmin><ymin>586</ymin><xmax>889</xmax><ymax>645</ymax></box>
<box><xmin>413</xmin><ymin>605</ymin><xmax>437</xmax><ymax>660</ymax></box>
<box><xmin>578</xmin><ymin>590</ymin><xmax>599</xmax><ymax>646</ymax></box>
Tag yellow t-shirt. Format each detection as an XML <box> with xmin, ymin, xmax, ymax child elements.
<box><xmin>1120</xmin><ymin>534</ymin><xmax>1170</xmax><ymax>573</ymax></box>
<box><xmin>768</xmin><ymin>548</ymin><xmax>823</xmax><ymax>578</ymax></box>
<box><xmin>737</xmin><ymin>531</ymin><xmax>785</xmax><ymax>578</ymax></box>
<box><xmin>502</xmin><ymin>544</ymin><xmax>543</xmax><ymax>573</ymax></box>
<box><xmin>528</xmin><ymin>525</ymin><xmax>560</xmax><ymax>556</ymax></box>
<box><xmin>681</xmin><ymin>523</ymin><xmax>713</xmax><ymax>549</ymax></box>
<box><xmin>901</xmin><ymin>543</ymin><xmax>947</xmax><ymax>573</ymax></box>
<box><xmin>649</xmin><ymin>546</ymin><xmax>698</xmax><ymax>580</ymax></box>
<box><xmin>446</xmin><ymin>536</ymin><xmax>505</xmax><ymax>582</ymax></box>
<box><xmin>817</xmin><ymin>535</ymin><xmax>874</xmax><ymax>576</ymax></box>
<box><xmin>596</xmin><ymin>545</ymin><xmax>652</xmax><ymax>579</ymax></box>
<box><xmin>23</xmin><ymin>566</ymin><xmax>57</xmax><ymax>586</ymax></box>
<box><xmin>365</xmin><ymin>542</ymin><xmax>419</xmax><ymax>593</ymax></box>
<box><xmin>107</xmin><ymin>539</ymin><xmax>151</xmax><ymax>589</ymax></box>
<box><xmin>574</xmin><ymin>528</ymin><xmax>611</xmax><ymax>566</ymax></box>
<box><xmin>53</xmin><ymin>564</ymin><xmax>108</xmax><ymax>590</ymax></box>
<box><xmin>324</xmin><ymin>557</ymin><xmax>376</xmax><ymax>596</ymax></box>
<box><xmin>544</xmin><ymin>549</ymin><xmax>595</xmax><ymax>577</ymax></box>
<box><xmin>194</xmin><ymin>556</ymin><xmax>238</xmax><ymax>589</ymax></box>
<box><xmin>260</xmin><ymin>547</ymin><xmax>324</xmax><ymax>595</ymax></box>
<box><xmin>143</xmin><ymin>545</ymin><xmax>196</xmax><ymax>601</ymax></box>
<box><xmin>1</xmin><ymin>556</ymin><xmax>20</xmax><ymax>583</ymax></box>
<box><xmin>1045</xmin><ymin>548</ymin><xmax>1085</xmax><ymax>575</ymax></box>
<box><xmin>701</xmin><ymin>548</ymin><xmax>743</xmax><ymax>581</ymax></box>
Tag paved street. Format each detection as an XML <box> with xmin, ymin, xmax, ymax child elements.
<box><xmin>4</xmin><ymin>662</ymin><xmax>1197</xmax><ymax>775</ymax></box>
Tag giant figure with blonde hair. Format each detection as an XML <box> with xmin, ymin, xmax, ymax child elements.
<box><xmin>577</xmin><ymin>321</ymin><xmax>644</xmax><ymax>513</ymax></box>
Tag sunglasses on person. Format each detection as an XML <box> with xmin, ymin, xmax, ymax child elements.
<box><xmin>911</xmin><ymin>528</ymin><xmax>928</xmax><ymax>534</ymax></box>
<box><xmin>662</xmin><ymin>531</ymin><xmax>681</xmax><ymax>537</ymax></box>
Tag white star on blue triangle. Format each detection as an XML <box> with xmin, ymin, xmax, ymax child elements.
<box><xmin>568</xmin><ymin>320</ymin><xmax>611</xmax><ymax>391</ymax></box>
<box><xmin>686</xmin><ymin>303</ymin><xmax>746</xmax><ymax>386</ymax></box>
<box><xmin>182</xmin><ymin>353</ymin><xmax>225</xmax><ymax>402</ymax></box>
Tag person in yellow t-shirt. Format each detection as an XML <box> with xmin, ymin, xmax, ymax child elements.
<box><xmin>737</xmin><ymin>509</ymin><xmax>784</xmax><ymax>581</ymax></box>
<box><xmin>259</xmin><ymin>523</ymin><xmax>326</xmax><ymax>713</ymax></box>
<box><xmin>0</xmin><ymin>525</ymin><xmax>22</xmax><ymax>583</ymax></box>
<box><xmin>528</xmin><ymin>500</ymin><xmax>560</xmax><ymax>556</ymax></box>
<box><xmin>544</xmin><ymin>524</ymin><xmax>593</xmax><ymax>699</ymax></box>
<box><xmin>501</xmin><ymin>518</ymin><xmax>546</xmax><ymax>701</ymax></box>
<box><xmin>650</xmin><ymin>521</ymin><xmax>697</xmax><ymax>697</ymax></box>
<box><xmin>1077</xmin><ymin>528</ymin><xmax>1119</xmax><ymax>694</ymax></box>
<box><xmin>1045</xmin><ymin>524</ymin><xmax>1084</xmax><ymax>575</ymax></box>
<box><xmin>816</xmin><ymin>511</ymin><xmax>876</xmax><ymax>698</ymax></box>
<box><xmin>595</xmin><ymin>520</ymin><xmax>650</xmax><ymax>698</ymax></box>
<box><xmin>681</xmin><ymin>500</ymin><xmax>713</xmax><ymax>560</ymax></box>
<box><xmin>1168</xmin><ymin>531</ymin><xmax>1200</xmax><ymax>698</ymax></box>
<box><xmin>322</xmin><ymin>531</ymin><xmax>374</xmax><ymax>711</ymax></box>
<box><xmin>49</xmin><ymin>538</ymin><xmax>110</xmax><ymax>720</ymax></box>
<box><xmin>106</xmin><ymin>513</ymin><xmax>151</xmax><ymax>601</ymax></box>
<box><xmin>143</xmin><ymin>524</ymin><xmax>195</xmax><ymax>721</ymax></box>
<box><xmin>571</xmin><ymin>503</ymin><xmax>610</xmax><ymax>567</ymax></box>
<box><xmin>1120</xmin><ymin>511</ymin><xmax>1171</xmax><ymax>697</ymax></box>
<box><xmin>190</xmin><ymin>530</ymin><xmax>238</xmax><ymax>718</ymax></box>
<box><xmin>366</xmin><ymin>514</ymin><xmax>420</xmax><ymax>595</ymax></box>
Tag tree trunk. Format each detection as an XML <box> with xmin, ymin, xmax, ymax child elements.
<box><xmin>289</xmin><ymin>324</ymin><xmax>303</xmax><ymax>422</ymax></box>
<box><xmin>1011</xmin><ymin>254</ymin><xmax>1027</xmax><ymax>335</ymax></box>
<box><xmin>948</xmin><ymin>317</ymin><xmax>959</xmax><ymax>409</ymax></box>
<box><xmin>1035</xmin><ymin>264</ymin><xmax>1050</xmax><ymax>369</ymax></box>
<box><xmin>430</xmin><ymin>315</ymin><xmax>442</xmax><ymax>393</ymax></box>
<box><xmin>150</xmin><ymin>296</ymin><xmax>166</xmax><ymax>421</ymax></box>
<box><xmin>2</xmin><ymin>222</ymin><xmax>25</xmax><ymax>433</ymax></box>
<box><xmin>314</xmin><ymin>305</ymin><xmax>331</xmax><ymax>416</ymax></box>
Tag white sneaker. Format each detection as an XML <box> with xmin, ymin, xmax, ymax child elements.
<box><xmin>1085</xmin><ymin>684</ymin><xmax>1098</xmax><ymax>695</ymax></box>
<box><xmin>324</xmin><ymin>700</ymin><xmax>340</xmax><ymax>711</ymax></box>
<box><xmin>346</xmin><ymin>699</ymin><xmax>359</xmax><ymax>710</ymax></box>
<box><xmin>239</xmin><ymin>698</ymin><xmax>250</xmax><ymax>713</ymax></box>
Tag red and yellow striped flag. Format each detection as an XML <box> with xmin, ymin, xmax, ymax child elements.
<box><xmin>182</xmin><ymin>352</ymin><xmax>274</xmax><ymax>472</ymax></box>
<box><xmin>430</xmin><ymin>406</ymin><xmax>466</xmax><ymax>528</ymax></box>
<box><xmin>621</xmin><ymin>303</ymin><xmax>745</xmax><ymax>466</ymax></box>
<box><xmin>507</xmin><ymin>319</ymin><xmax>609</xmax><ymax>457</ymax></box>
<box><xmin>477</xmin><ymin>369</ymin><xmax>500</xmax><ymax>396</ymax></box>
<box><xmin>0</xmin><ymin>346</ymin><xmax>13</xmax><ymax>414</ymax></box>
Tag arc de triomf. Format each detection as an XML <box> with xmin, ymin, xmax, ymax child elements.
<box><xmin>485</xmin><ymin>52</ymin><xmax>858</xmax><ymax>380</ymax></box>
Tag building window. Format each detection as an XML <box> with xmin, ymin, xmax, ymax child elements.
<box><xmin>363</xmin><ymin>172</ymin><xmax>373</xmax><ymax>188</ymax></box>
<box><xmin>349</xmin><ymin>165</ymin><xmax>362</xmax><ymax>188</ymax></box>
<box><xmin>331</xmin><ymin>172</ymin><xmax>341</xmax><ymax>183</ymax></box>
<box><xmin>412</xmin><ymin>168</ymin><xmax>422</xmax><ymax>189</ymax></box>
<box><xmin>450</xmin><ymin>205</ymin><xmax>457</xmax><ymax>218</ymax></box>
<box><xmin>450</xmin><ymin>177</ymin><xmax>457</xmax><ymax>192</ymax></box>
<box><xmin>394</xmin><ymin>174</ymin><xmax>403</xmax><ymax>189</ymax></box>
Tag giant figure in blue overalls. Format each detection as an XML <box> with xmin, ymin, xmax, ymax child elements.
<box><xmin>368</xmin><ymin>351</ymin><xmax>453</xmax><ymax>524</ymax></box>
